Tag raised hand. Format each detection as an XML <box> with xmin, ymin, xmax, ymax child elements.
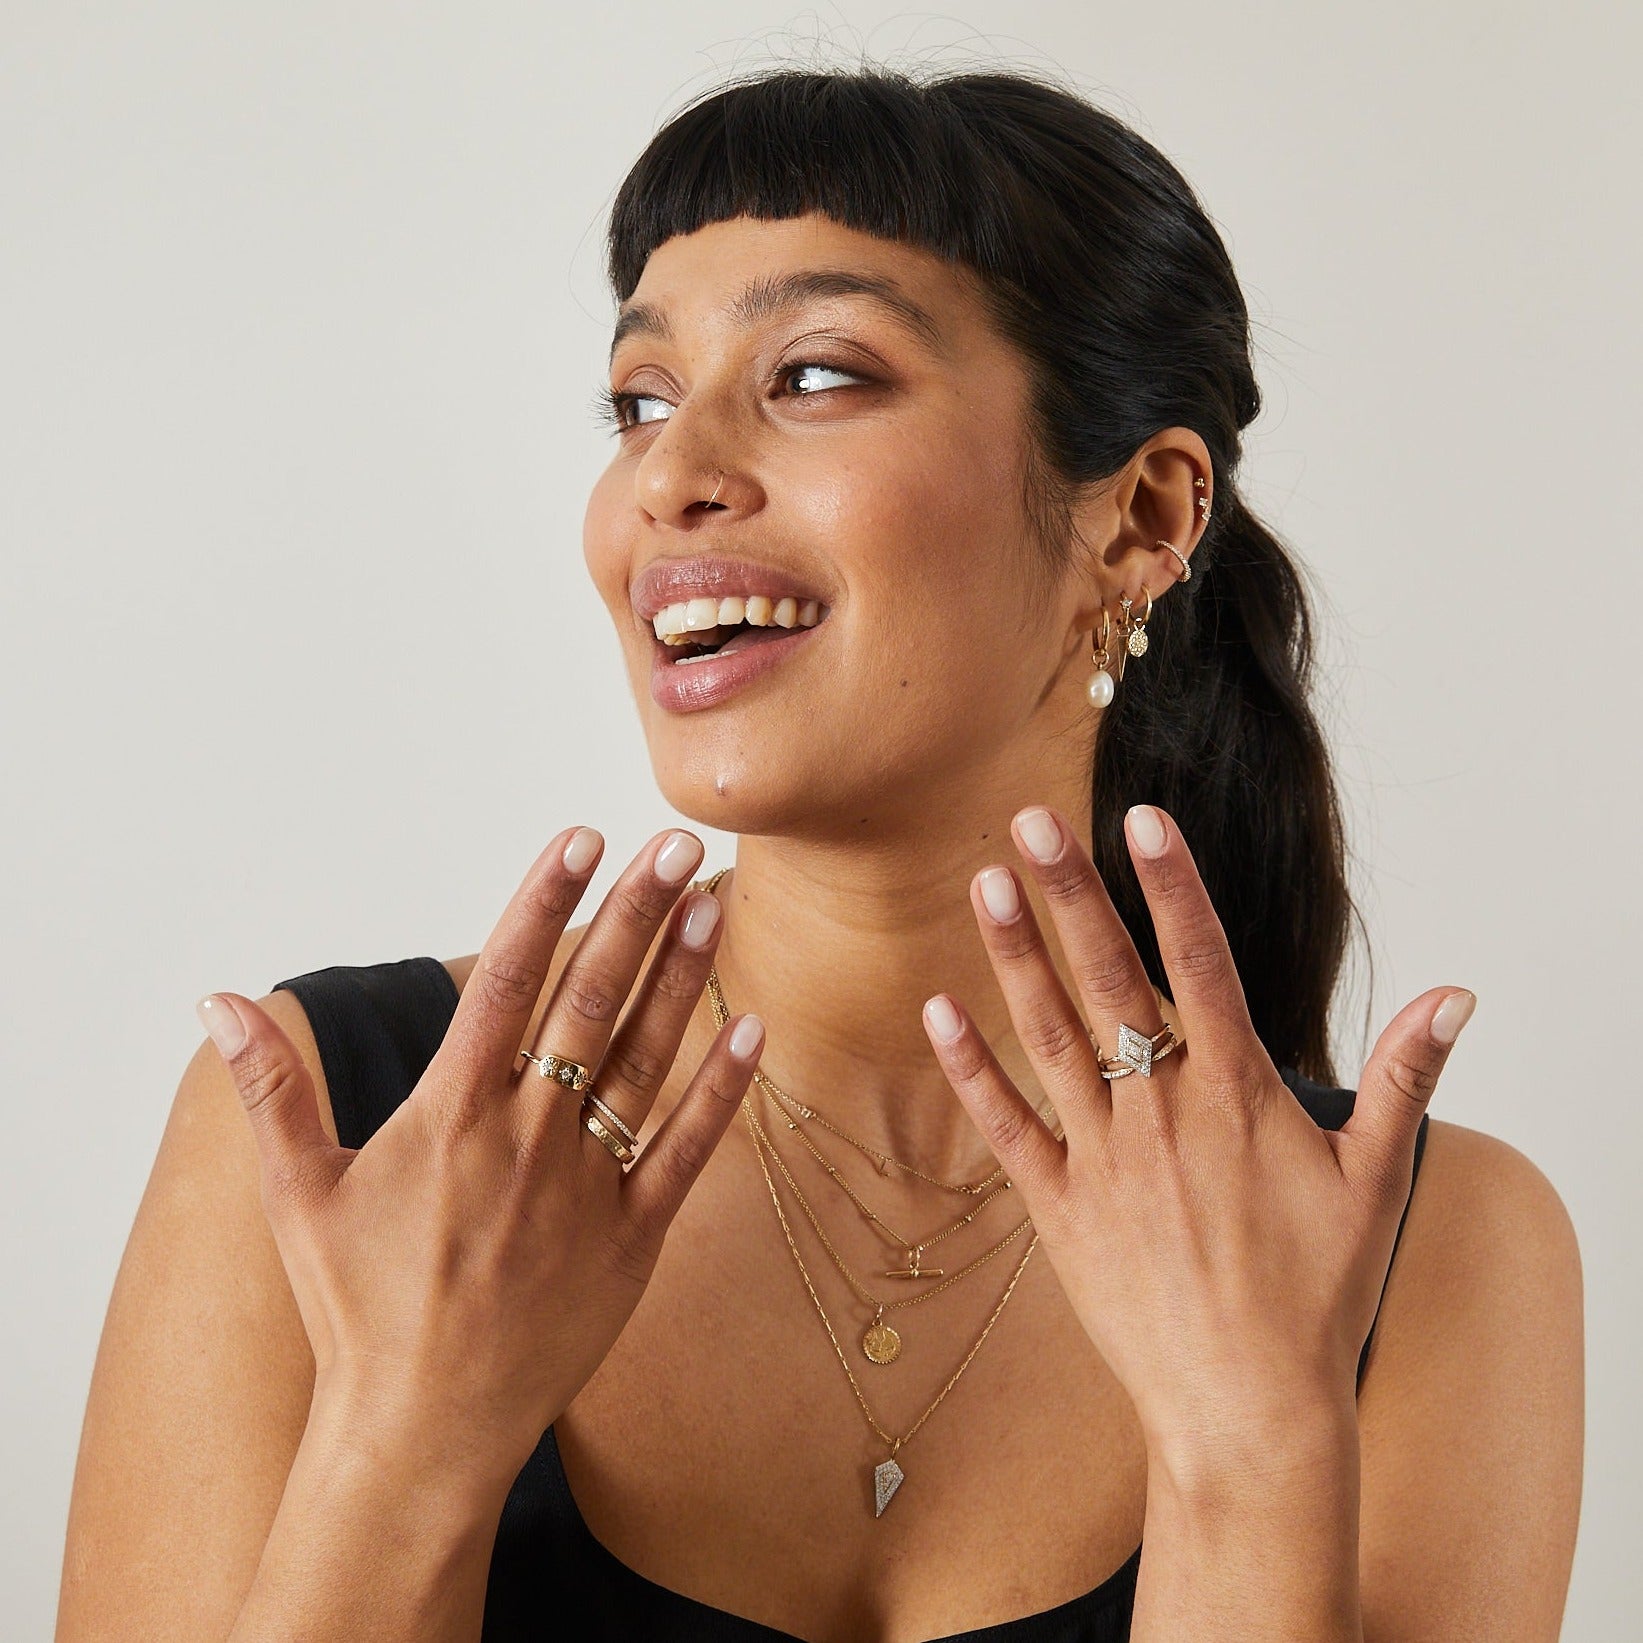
<box><xmin>195</xmin><ymin>825</ymin><xmax>761</xmax><ymax>1500</ymax></box>
<box><xmin>919</xmin><ymin>801</ymin><xmax>1474</xmax><ymax>1475</ymax></box>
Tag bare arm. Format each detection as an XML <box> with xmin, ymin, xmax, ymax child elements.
<box><xmin>224</xmin><ymin>1381</ymin><xmax>512</xmax><ymax>1643</ymax></box>
<box><xmin>58</xmin><ymin>993</ymin><xmax>521</xmax><ymax>1642</ymax></box>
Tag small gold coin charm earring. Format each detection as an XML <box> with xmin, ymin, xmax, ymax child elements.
<box><xmin>1117</xmin><ymin>584</ymin><xmax>1153</xmax><ymax>679</ymax></box>
<box><xmin>1087</xmin><ymin>606</ymin><xmax>1117</xmax><ymax>708</ymax></box>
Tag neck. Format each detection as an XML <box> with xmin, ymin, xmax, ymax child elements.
<box><xmin>693</xmin><ymin>775</ymin><xmax>1174</xmax><ymax>1186</ymax></box>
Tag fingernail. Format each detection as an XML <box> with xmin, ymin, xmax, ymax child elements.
<box><xmin>680</xmin><ymin>891</ymin><xmax>721</xmax><ymax>950</ymax></box>
<box><xmin>196</xmin><ymin>994</ymin><xmax>247</xmax><ymax>1058</ymax></box>
<box><xmin>924</xmin><ymin>994</ymin><xmax>964</xmax><ymax>1043</ymax></box>
<box><xmin>655</xmin><ymin>830</ymin><xmax>704</xmax><ymax>885</ymax></box>
<box><xmin>1127</xmin><ymin>804</ymin><xmax>1168</xmax><ymax>857</ymax></box>
<box><xmin>563</xmin><ymin>827</ymin><xmax>603</xmax><ymax>874</ymax></box>
<box><xmin>729</xmin><ymin>1014</ymin><xmax>764</xmax><ymax>1060</ymax></box>
<box><xmin>1016</xmin><ymin>807</ymin><xmax>1063</xmax><ymax>864</ymax></box>
<box><xmin>1429</xmin><ymin>990</ymin><xmax>1477</xmax><ymax>1046</ymax></box>
<box><xmin>977</xmin><ymin>867</ymin><xmax>1021</xmax><ymax>923</ymax></box>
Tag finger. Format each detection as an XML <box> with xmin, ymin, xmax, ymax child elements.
<box><xmin>518</xmin><ymin>829</ymin><xmax>706</xmax><ymax>1124</ymax></box>
<box><xmin>1340</xmin><ymin>986</ymin><xmax>1474</xmax><ymax>1192</ymax></box>
<box><xmin>620</xmin><ymin>1012</ymin><xmax>765</xmax><ymax>1242</ymax></box>
<box><xmin>1121</xmin><ymin>803</ymin><xmax>1265</xmax><ymax>1081</ymax></box>
<box><xmin>582</xmin><ymin>888</ymin><xmax>725</xmax><ymax>1143</ymax></box>
<box><xmin>921</xmin><ymin>992</ymin><xmax>1067</xmax><ymax>1203</ymax></box>
<box><xmin>1007</xmin><ymin>805</ymin><xmax>1162</xmax><ymax>1083</ymax></box>
<box><xmin>968</xmin><ymin>861</ymin><xmax>1111</xmax><ymax>1146</ymax></box>
<box><xmin>442</xmin><ymin>826</ymin><xmax>606</xmax><ymax>1103</ymax></box>
<box><xmin>196</xmin><ymin>991</ymin><xmax>342</xmax><ymax>1208</ymax></box>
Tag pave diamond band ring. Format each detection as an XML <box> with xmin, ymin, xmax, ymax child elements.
<box><xmin>1093</xmin><ymin>1020</ymin><xmax>1184</xmax><ymax>1079</ymax></box>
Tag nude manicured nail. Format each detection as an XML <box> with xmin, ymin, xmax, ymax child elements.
<box><xmin>978</xmin><ymin>867</ymin><xmax>1021</xmax><ymax>923</ymax></box>
<box><xmin>729</xmin><ymin>1015</ymin><xmax>765</xmax><ymax>1060</ymax></box>
<box><xmin>654</xmin><ymin>830</ymin><xmax>703</xmax><ymax>884</ymax></box>
<box><xmin>1127</xmin><ymin>804</ymin><xmax>1168</xmax><ymax>857</ymax></box>
<box><xmin>1016</xmin><ymin>807</ymin><xmax>1062</xmax><ymax>864</ymax></box>
<box><xmin>562</xmin><ymin>827</ymin><xmax>602</xmax><ymax>874</ymax></box>
<box><xmin>1430</xmin><ymin>990</ymin><xmax>1477</xmax><ymax>1046</ymax></box>
<box><xmin>680</xmin><ymin>892</ymin><xmax>721</xmax><ymax>950</ymax></box>
<box><xmin>925</xmin><ymin>995</ymin><xmax>964</xmax><ymax>1043</ymax></box>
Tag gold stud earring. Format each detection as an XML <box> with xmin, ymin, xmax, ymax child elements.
<box><xmin>1195</xmin><ymin>475</ymin><xmax>1210</xmax><ymax>525</ymax></box>
<box><xmin>1087</xmin><ymin>607</ymin><xmax>1117</xmax><ymax>708</ymax></box>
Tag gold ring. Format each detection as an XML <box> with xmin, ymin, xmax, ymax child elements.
<box><xmin>1093</xmin><ymin>1022</ymin><xmax>1184</xmax><ymax>1079</ymax></box>
<box><xmin>583</xmin><ymin>1092</ymin><xmax>639</xmax><ymax>1149</ymax></box>
<box><xmin>582</xmin><ymin>1106</ymin><xmax>635</xmax><ymax>1164</ymax></box>
<box><xmin>518</xmin><ymin>1048</ymin><xmax>595</xmax><ymax>1092</ymax></box>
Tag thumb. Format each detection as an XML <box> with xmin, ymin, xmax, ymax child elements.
<box><xmin>1342</xmin><ymin>985</ymin><xmax>1476</xmax><ymax>1189</ymax></box>
<box><xmin>196</xmin><ymin>991</ymin><xmax>341</xmax><ymax>1203</ymax></box>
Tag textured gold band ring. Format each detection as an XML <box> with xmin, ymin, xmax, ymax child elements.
<box><xmin>1093</xmin><ymin>1022</ymin><xmax>1185</xmax><ymax>1079</ymax></box>
<box><xmin>583</xmin><ymin>1093</ymin><xmax>639</xmax><ymax>1149</ymax></box>
<box><xmin>582</xmin><ymin>1106</ymin><xmax>636</xmax><ymax>1164</ymax></box>
<box><xmin>517</xmin><ymin>1048</ymin><xmax>595</xmax><ymax>1092</ymax></box>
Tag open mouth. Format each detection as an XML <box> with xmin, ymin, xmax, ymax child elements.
<box><xmin>652</xmin><ymin>596</ymin><xmax>829</xmax><ymax>665</ymax></box>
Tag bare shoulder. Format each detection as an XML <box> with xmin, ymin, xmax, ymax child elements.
<box><xmin>1357</xmin><ymin>1117</ymin><xmax>1583</xmax><ymax>1641</ymax></box>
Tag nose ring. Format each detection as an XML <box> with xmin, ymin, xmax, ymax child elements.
<box><xmin>707</xmin><ymin>471</ymin><xmax>724</xmax><ymax>507</ymax></box>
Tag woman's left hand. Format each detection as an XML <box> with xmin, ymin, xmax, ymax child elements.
<box><xmin>921</xmin><ymin>801</ymin><xmax>1475</xmax><ymax>1473</ymax></box>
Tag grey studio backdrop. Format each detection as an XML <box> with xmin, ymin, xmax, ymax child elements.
<box><xmin>3</xmin><ymin>3</ymin><xmax>1637</xmax><ymax>1635</ymax></box>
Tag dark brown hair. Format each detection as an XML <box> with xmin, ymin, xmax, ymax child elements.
<box><xmin>606</xmin><ymin>64</ymin><xmax>1368</xmax><ymax>1086</ymax></box>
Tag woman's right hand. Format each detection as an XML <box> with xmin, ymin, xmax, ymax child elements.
<box><xmin>195</xmin><ymin>825</ymin><xmax>760</xmax><ymax>1498</ymax></box>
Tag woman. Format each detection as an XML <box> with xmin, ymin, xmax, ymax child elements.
<box><xmin>59</xmin><ymin>65</ymin><xmax>1582</xmax><ymax>1642</ymax></box>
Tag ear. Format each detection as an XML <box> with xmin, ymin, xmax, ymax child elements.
<box><xmin>1065</xmin><ymin>425</ymin><xmax>1213</xmax><ymax>615</ymax></box>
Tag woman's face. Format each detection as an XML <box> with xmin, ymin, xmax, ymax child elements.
<box><xmin>584</xmin><ymin>210</ymin><xmax>1094</xmax><ymax>839</ymax></box>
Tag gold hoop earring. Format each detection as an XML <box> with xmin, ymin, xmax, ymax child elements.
<box><xmin>1156</xmin><ymin>540</ymin><xmax>1192</xmax><ymax>581</ymax></box>
<box><xmin>1087</xmin><ymin>607</ymin><xmax>1117</xmax><ymax>709</ymax></box>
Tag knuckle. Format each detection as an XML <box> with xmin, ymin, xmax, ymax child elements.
<box><xmin>1382</xmin><ymin>1049</ymin><xmax>1440</xmax><ymax>1106</ymax></box>
<box><xmin>1073</xmin><ymin>945</ymin><xmax>1140</xmax><ymax>1007</ymax></box>
<box><xmin>1040</xmin><ymin>858</ymin><xmax>1098</xmax><ymax>906</ymax></box>
<box><xmin>529</xmin><ymin>869</ymin><xmax>587</xmax><ymax>926</ymax></box>
<box><xmin>1023</xmin><ymin>1005</ymin><xmax>1089</xmax><ymax>1072</ymax></box>
<box><xmin>603</xmin><ymin>1035</ymin><xmax>671</xmax><ymax>1098</ymax></box>
<box><xmin>986</xmin><ymin>916</ymin><xmax>1042</xmax><ymax>964</ymax></box>
<box><xmin>611</xmin><ymin>874</ymin><xmax>675</xmax><ymax>930</ymax></box>
<box><xmin>555</xmin><ymin>967</ymin><xmax>621</xmax><ymax>1027</ymax></box>
<box><xmin>1167</xmin><ymin>933</ymin><xmax>1232</xmax><ymax>988</ymax></box>
<box><xmin>649</xmin><ymin>954</ymin><xmax>707</xmax><ymax>1007</ymax></box>
<box><xmin>472</xmin><ymin>949</ymin><xmax>544</xmax><ymax>1016</ymax></box>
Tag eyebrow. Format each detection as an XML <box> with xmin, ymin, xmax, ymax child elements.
<box><xmin>608</xmin><ymin>267</ymin><xmax>946</xmax><ymax>365</ymax></box>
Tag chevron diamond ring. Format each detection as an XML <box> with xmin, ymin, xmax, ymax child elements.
<box><xmin>1093</xmin><ymin>1021</ymin><xmax>1184</xmax><ymax>1079</ymax></box>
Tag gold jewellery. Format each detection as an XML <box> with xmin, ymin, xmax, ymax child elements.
<box><xmin>516</xmin><ymin>1048</ymin><xmax>639</xmax><ymax>1164</ymax></box>
<box><xmin>699</xmin><ymin>879</ymin><xmax>1043</xmax><ymax>1518</ymax></box>
<box><xmin>1087</xmin><ymin>476</ymin><xmax>1206</xmax><ymax>709</ymax></box>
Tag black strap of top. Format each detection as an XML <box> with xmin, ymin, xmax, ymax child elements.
<box><xmin>274</xmin><ymin>959</ymin><xmax>1429</xmax><ymax>1392</ymax></box>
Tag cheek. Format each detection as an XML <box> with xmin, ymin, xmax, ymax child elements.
<box><xmin>582</xmin><ymin>472</ymin><xmax>636</xmax><ymax>620</ymax></box>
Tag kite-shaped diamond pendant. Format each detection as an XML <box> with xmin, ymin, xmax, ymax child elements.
<box><xmin>873</xmin><ymin>1458</ymin><xmax>905</xmax><ymax>1517</ymax></box>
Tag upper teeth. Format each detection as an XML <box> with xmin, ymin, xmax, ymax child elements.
<box><xmin>652</xmin><ymin>594</ymin><xmax>825</xmax><ymax>645</ymax></box>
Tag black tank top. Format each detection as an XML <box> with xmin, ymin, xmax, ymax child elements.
<box><xmin>273</xmin><ymin>955</ymin><xmax>1430</xmax><ymax>1642</ymax></box>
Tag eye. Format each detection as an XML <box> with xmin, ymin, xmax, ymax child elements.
<box><xmin>782</xmin><ymin>361</ymin><xmax>864</xmax><ymax>395</ymax></box>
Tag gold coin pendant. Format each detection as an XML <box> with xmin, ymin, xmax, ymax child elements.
<box><xmin>862</xmin><ymin>1318</ymin><xmax>902</xmax><ymax>1365</ymax></box>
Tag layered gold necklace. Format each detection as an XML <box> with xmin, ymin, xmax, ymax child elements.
<box><xmin>697</xmin><ymin>866</ymin><xmax>1046</xmax><ymax>1516</ymax></box>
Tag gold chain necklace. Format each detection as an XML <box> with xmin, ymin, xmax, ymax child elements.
<box><xmin>764</xmin><ymin>1087</ymin><xmax>1019</xmax><ymax>1279</ymax></box>
<box><xmin>698</xmin><ymin>868</ymin><xmax>1003</xmax><ymax>1197</ymax></box>
<box><xmin>742</xmin><ymin>1092</ymin><xmax>1035</xmax><ymax>1365</ymax></box>
<box><xmin>743</xmin><ymin>1098</ymin><xmax>1039</xmax><ymax>1516</ymax></box>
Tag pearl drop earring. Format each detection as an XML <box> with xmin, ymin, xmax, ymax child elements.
<box><xmin>1087</xmin><ymin>607</ymin><xmax>1117</xmax><ymax>708</ymax></box>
